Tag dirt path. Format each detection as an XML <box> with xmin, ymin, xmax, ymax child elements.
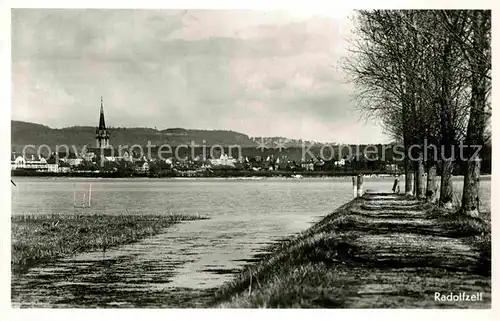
<box><xmin>216</xmin><ymin>193</ymin><xmax>491</xmax><ymax>308</ymax></box>
<box><xmin>341</xmin><ymin>193</ymin><xmax>490</xmax><ymax>308</ymax></box>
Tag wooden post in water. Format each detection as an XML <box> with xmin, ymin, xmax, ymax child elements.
<box><xmin>352</xmin><ymin>176</ymin><xmax>357</xmax><ymax>198</ymax></box>
<box><xmin>88</xmin><ymin>184</ymin><xmax>92</xmax><ymax>207</ymax></box>
<box><xmin>392</xmin><ymin>176</ymin><xmax>401</xmax><ymax>193</ymax></box>
<box><xmin>356</xmin><ymin>174</ymin><xmax>364</xmax><ymax>197</ymax></box>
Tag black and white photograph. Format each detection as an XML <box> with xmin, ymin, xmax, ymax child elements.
<box><xmin>2</xmin><ymin>2</ymin><xmax>495</xmax><ymax>313</ymax></box>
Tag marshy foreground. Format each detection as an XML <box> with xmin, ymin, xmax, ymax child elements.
<box><xmin>12</xmin><ymin>193</ymin><xmax>490</xmax><ymax>308</ymax></box>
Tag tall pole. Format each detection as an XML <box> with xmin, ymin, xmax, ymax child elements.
<box><xmin>356</xmin><ymin>174</ymin><xmax>364</xmax><ymax>197</ymax></box>
<box><xmin>352</xmin><ymin>176</ymin><xmax>357</xmax><ymax>198</ymax></box>
<box><xmin>88</xmin><ymin>184</ymin><xmax>92</xmax><ymax>207</ymax></box>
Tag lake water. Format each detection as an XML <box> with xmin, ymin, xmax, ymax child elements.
<box><xmin>11</xmin><ymin>175</ymin><xmax>491</xmax><ymax>217</ymax></box>
<box><xmin>11</xmin><ymin>176</ymin><xmax>491</xmax><ymax>307</ymax></box>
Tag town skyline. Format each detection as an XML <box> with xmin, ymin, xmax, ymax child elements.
<box><xmin>11</xmin><ymin>9</ymin><xmax>390</xmax><ymax>144</ymax></box>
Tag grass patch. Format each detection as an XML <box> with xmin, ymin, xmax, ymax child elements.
<box><xmin>443</xmin><ymin>214</ymin><xmax>489</xmax><ymax>236</ymax></box>
<box><xmin>425</xmin><ymin>205</ymin><xmax>490</xmax><ymax>237</ymax></box>
<box><xmin>448</xmin><ymin>210</ymin><xmax>491</xmax><ymax>274</ymax></box>
<box><xmin>421</xmin><ymin>204</ymin><xmax>490</xmax><ymax>275</ymax></box>
<box><xmin>11</xmin><ymin>213</ymin><xmax>208</xmax><ymax>274</ymax></box>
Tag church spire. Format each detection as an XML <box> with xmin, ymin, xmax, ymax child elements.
<box><xmin>96</xmin><ymin>96</ymin><xmax>110</xmax><ymax>148</ymax></box>
<box><xmin>98</xmin><ymin>96</ymin><xmax>106</xmax><ymax>130</ymax></box>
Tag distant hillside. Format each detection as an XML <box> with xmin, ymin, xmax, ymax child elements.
<box><xmin>11</xmin><ymin>121</ymin><xmax>333</xmax><ymax>152</ymax></box>
<box><xmin>11</xmin><ymin>120</ymin><xmax>261</xmax><ymax>151</ymax></box>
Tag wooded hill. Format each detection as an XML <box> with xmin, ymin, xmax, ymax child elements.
<box><xmin>11</xmin><ymin>121</ymin><xmax>325</xmax><ymax>151</ymax></box>
<box><xmin>11</xmin><ymin>120</ymin><xmax>257</xmax><ymax>151</ymax></box>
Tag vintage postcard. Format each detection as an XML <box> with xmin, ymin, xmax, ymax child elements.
<box><xmin>2</xmin><ymin>1</ymin><xmax>495</xmax><ymax>317</ymax></box>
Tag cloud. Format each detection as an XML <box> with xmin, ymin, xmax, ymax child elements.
<box><xmin>11</xmin><ymin>9</ymin><xmax>389</xmax><ymax>144</ymax></box>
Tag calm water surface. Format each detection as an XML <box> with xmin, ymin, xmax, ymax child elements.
<box><xmin>11</xmin><ymin>176</ymin><xmax>491</xmax><ymax>307</ymax></box>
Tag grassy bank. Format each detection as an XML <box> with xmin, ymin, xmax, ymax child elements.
<box><xmin>211</xmin><ymin>194</ymin><xmax>491</xmax><ymax>308</ymax></box>
<box><xmin>426</xmin><ymin>205</ymin><xmax>491</xmax><ymax>272</ymax></box>
<box><xmin>11</xmin><ymin>213</ymin><xmax>208</xmax><ymax>274</ymax></box>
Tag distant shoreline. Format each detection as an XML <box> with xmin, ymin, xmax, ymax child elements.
<box><xmin>10</xmin><ymin>170</ymin><xmax>491</xmax><ymax>180</ymax></box>
<box><xmin>11</xmin><ymin>169</ymin><xmax>395</xmax><ymax>179</ymax></box>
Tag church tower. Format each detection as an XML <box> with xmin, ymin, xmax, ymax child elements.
<box><xmin>95</xmin><ymin>96</ymin><xmax>110</xmax><ymax>148</ymax></box>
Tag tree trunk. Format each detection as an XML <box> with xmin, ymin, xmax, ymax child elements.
<box><xmin>461</xmin><ymin>156</ymin><xmax>481</xmax><ymax>217</ymax></box>
<box><xmin>413</xmin><ymin>166</ymin><xmax>417</xmax><ymax>196</ymax></box>
<box><xmin>426</xmin><ymin>163</ymin><xmax>438</xmax><ymax>203</ymax></box>
<box><xmin>437</xmin><ymin>29</ymin><xmax>455</xmax><ymax>210</ymax></box>
<box><xmin>439</xmin><ymin>159</ymin><xmax>454</xmax><ymax>208</ymax></box>
<box><xmin>405</xmin><ymin>172</ymin><xmax>414</xmax><ymax>196</ymax></box>
<box><xmin>416</xmin><ymin>158</ymin><xmax>425</xmax><ymax>199</ymax></box>
<box><xmin>403</xmin><ymin>152</ymin><xmax>413</xmax><ymax>195</ymax></box>
<box><xmin>460</xmin><ymin>11</ymin><xmax>489</xmax><ymax>217</ymax></box>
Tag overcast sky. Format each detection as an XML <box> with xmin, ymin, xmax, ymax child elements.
<box><xmin>12</xmin><ymin>9</ymin><xmax>390</xmax><ymax>144</ymax></box>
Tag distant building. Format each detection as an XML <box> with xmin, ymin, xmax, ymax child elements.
<box><xmin>46</xmin><ymin>157</ymin><xmax>59</xmax><ymax>173</ymax></box>
<box><xmin>208</xmin><ymin>153</ymin><xmax>236</xmax><ymax>168</ymax></box>
<box><xmin>334</xmin><ymin>157</ymin><xmax>346</xmax><ymax>167</ymax></box>
<box><xmin>11</xmin><ymin>154</ymin><xmax>49</xmax><ymax>171</ymax></box>
<box><xmin>11</xmin><ymin>155</ymin><xmax>25</xmax><ymax>169</ymax></box>
<box><xmin>386</xmin><ymin>163</ymin><xmax>399</xmax><ymax>173</ymax></box>
<box><xmin>313</xmin><ymin>158</ymin><xmax>325</xmax><ymax>171</ymax></box>
<box><xmin>66</xmin><ymin>153</ymin><xmax>83</xmax><ymax>167</ymax></box>
<box><xmin>51</xmin><ymin>151</ymin><xmax>83</xmax><ymax>167</ymax></box>
<box><xmin>87</xmin><ymin>97</ymin><xmax>133</xmax><ymax>162</ymax></box>
<box><xmin>300</xmin><ymin>159</ymin><xmax>314</xmax><ymax>171</ymax></box>
<box><xmin>96</xmin><ymin>96</ymin><xmax>110</xmax><ymax>149</ymax></box>
<box><xmin>58</xmin><ymin>164</ymin><xmax>71</xmax><ymax>173</ymax></box>
<box><xmin>134</xmin><ymin>160</ymin><xmax>150</xmax><ymax>173</ymax></box>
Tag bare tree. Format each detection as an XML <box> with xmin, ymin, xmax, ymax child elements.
<box><xmin>440</xmin><ymin>10</ymin><xmax>491</xmax><ymax>216</ymax></box>
<box><xmin>344</xmin><ymin>10</ymin><xmax>481</xmax><ymax>207</ymax></box>
<box><xmin>344</xmin><ymin>10</ymin><xmax>447</xmax><ymax>198</ymax></box>
<box><xmin>344</xmin><ymin>10</ymin><xmax>425</xmax><ymax>195</ymax></box>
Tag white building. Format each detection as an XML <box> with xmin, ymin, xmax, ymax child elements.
<box><xmin>46</xmin><ymin>158</ymin><xmax>59</xmax><ymax>173</ymax></box>
<box><xmin>11</xmin><ymin>155</ymin><xmax>49</xmax><ymax>171</ymax></box>
<box><xmin>134</xmin><ymin>160</ymin><xmax>150</xmax><ymax>173</ymax></box>
<box><xmin>208</xmin><ymin>153</ymin><xmax>236</xmax><ymax>168</ymax></box>
<box><xmin>386</xmin><ymin>163</ymin><xmax>398</xmax><ymax>173</ymax></box>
